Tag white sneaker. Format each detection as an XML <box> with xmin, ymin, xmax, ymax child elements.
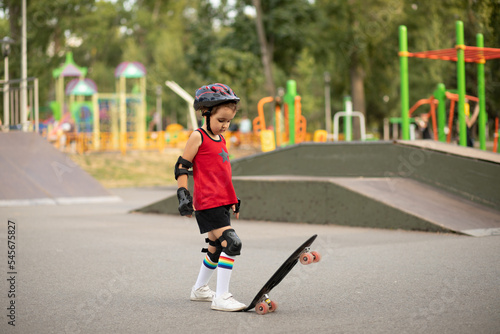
<box><xmin>211</xmin><ymin>292</ymin><xmax>247</xmax><ymax>312</ymax></box>
<box><xmin>190</xmin><ymin>285</ymin><xmax>215</xmax><ymax>302</ymax></box>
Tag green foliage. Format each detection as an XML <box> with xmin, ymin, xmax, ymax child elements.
<box><xmin>0</xmin><ymin>0</ymin><xmax>499</xmax><ymax>134</ymax></box>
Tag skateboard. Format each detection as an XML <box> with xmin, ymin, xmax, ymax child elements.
<box><xmin>242</xmin><ymin>234</ymin><xmax>320</xmax><ymax>315</ymax></box>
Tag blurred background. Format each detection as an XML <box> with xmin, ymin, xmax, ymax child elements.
<box><xmin>0</xmin><ymin>0</ymin><xmax>498</xmax><ymax>137</ymax></box>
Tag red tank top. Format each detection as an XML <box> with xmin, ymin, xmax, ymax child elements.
<box><xmin>192</xmin><ymin>128</ymin><xmax>238</xmax><ymax>211</ymax></box>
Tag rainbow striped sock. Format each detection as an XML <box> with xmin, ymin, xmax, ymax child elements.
<box><xmin>203</xmin><ymin>255</ymin><xmax>218</xmax><ymax>270</ymax></box>
<box><xmin>218</xmin><ymin>255</ymin><xmax>235</xmax><ymax>270</ymax></box>
<box><xmin>216</xmin><ymin>252</ymin><xmax>235</xmax><ymax>297</ymax></box>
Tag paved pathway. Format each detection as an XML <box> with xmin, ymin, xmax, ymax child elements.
<box><xmin>1</xmin><ymin>187</ymin><xmax>499</xmax><ymax>333</ymax></box>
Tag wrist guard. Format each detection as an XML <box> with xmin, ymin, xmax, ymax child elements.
<box><xmin>234</xmin><ymin>197</ymin><xmax>241</xmax><ymax>213</ymax></box>
<box><xmin>177</xmin><ymin>187</ymin><xmax>194</xmax><ymax>216</ymax></box>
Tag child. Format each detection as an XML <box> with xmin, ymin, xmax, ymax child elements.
<box><xmin>175</xmin><ymin>83</ymin><xmax>246</xmax><ymax>312</ymax></box>
<box><xmin>465</xmin><ymin>102</ymin><xmax>480</xmax><ymax>147</ymax></box>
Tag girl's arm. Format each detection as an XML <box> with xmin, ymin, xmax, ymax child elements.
<box><xmin>176</xmin><ymin>131</ymin><xmax>202</xmax><ymax>217</ymax></box>
<box><xmin>177</xmin><ymin>130</ymin><xmax>202</xmax><ymax>190</ymax></box>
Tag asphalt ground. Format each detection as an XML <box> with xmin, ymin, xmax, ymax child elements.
<box><xmin>0</xmin><ymin>187</ymin><xmax>499</xmax><ymax>334</ymax></box>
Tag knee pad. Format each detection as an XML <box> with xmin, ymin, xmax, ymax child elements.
<box><xmin>202</xmin><ymin>238</ymin><xmax>222</xmax><ymax>263</ymax></box>
<box><xmin>219</xmin><ymin>229</ymin><xmax>242</xmax><ymax>256</ymax></box>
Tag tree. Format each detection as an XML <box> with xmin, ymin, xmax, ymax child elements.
<box><xmin>231</xmin><ymin>0</ymin><xmax>317</xmax><ymax>79</ymax></box>
<box><xmin>313</xmin><ymin>0</ymin><xmax>404</xmax><ymax>136</ymax></box>
<box><xmin>253</xmin><ymin>0</ymin><xmax>275</xmax><ymax>97</ymax></box>
<box><xmin>0</xmin><ymin>0</ymin><xmax>498</xmax><ymax>136</ymax></box>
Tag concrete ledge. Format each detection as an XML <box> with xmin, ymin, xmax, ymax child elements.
<box><xmin>135</xmin><ymin>142</ymin><xmax>500</xmax><ymax>236</ymax></box>
<box><xmin>136</xmin><ymin>175</ymin><xmax>500</xmax><ymax>235</ymax></box>
<box><xmin>232</xmin><ymin>176</ymin><xmax>450</xmax><ymax>233</ymax></box>
<box><xmin>397</xmin><ymin>140</ymin><xmax>500</xmax><ymax>164</ymax></box>
<box><xmin>231</xmin><ymin>141</ymin><xmax>500</xmax><ymax>210</ymax></box>
<box><xmin>231</xmin><ymin>176</ymin><xmax>500</xmax><ymax>236</ymax></box>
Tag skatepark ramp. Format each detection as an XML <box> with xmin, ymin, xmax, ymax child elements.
<box><xmin>136</xmin><ymin>140</ymin><xmax>500</xmax><ymax>237</ymax></box>
<box><xmin>0</xmin><ymin>132</ymin><xmax>120</xmax><ymax>206</ymax></box>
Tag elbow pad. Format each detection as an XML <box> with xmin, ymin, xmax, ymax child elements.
<box><xmin>174</xmin><ymin>156</ymin><xmax>193</xmax><ymax>180</ymax></box>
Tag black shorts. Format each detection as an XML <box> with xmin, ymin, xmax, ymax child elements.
<box><xmin>195</xmin><ymin>205</ymin><xmax>232</xmax><ymax>234</ymax></box>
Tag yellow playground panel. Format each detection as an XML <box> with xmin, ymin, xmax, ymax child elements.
<box><xmin>313</xmin><ymin>130</ymin><xmax>328</xmax><ymax>142</ymax></box>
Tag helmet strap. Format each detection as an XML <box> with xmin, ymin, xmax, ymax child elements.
<box><xmin>202</xmin><ymin>108</ymin><xmax>214</xmax><ymax>136</ymax></box>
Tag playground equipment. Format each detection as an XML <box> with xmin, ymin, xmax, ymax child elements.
<box><xmin>48</xmin><ymin>54</ymin><xmax>148</xmax><ymax>153</ymax></box>
<box><xmin>405</xmin><ymin>90</ymin><xmax>440</xmax><ymax>140</ymax></box>
<box><xmin>253</xmin><ymin>80</ymin><xmax>307</xmax><ymax>151</ymax></box>
<box><xmin>392</xmin><ymin>83</ymin><xmax>483</xmax><ymax>145</ymax></box>
<box><xmin>406</xmin><ymin>85</ymin><xmax>479</xmax><ymax>140</ymax></box>
<box><xmin>165</xmin><ymin>81</ymin><xmax>198</xmax><ymax>131</ymax></box>
<box><xmin>399</xmin><ymin>20</ymin><xmax>500</xmax><ymax>150</ymax></box>
<box><xmin>65</xmin><ymin>78</ymin><xmax>99</xmax><ymax>144</ymax></box>
<box><xmin>384</xmin><ymin>117</ymin><xmax>416</xmax><ymax>141</ymax></box>
<box><xmin>52</xmin><ymin>52</ymin><xmax>87</xmax><ymax>121</ymax></box>
<box><xmin>313</xmin><ymin>129</ymin><xmax>328</xmax><ymax>142</ymax></box>
<box><xmin>494</xmin><ymin>117</ymin><xmax>499</xmax><ymax>153</ymax></box>
<box><xmin>443</xmin><ymin>90</ymin><xmax>479</xmax><ymax>143</ymax></box>
<box><xmin>333</xmin><ymin>96</ymin><xmax>366</xmax><ymax>142</ymax></box>
<box><xmin>115</xmin><ymin>61</ymin><xmax>147</xmax><ymax>152</ymax></box>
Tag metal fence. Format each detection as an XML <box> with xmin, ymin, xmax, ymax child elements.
<box><xmin>0</xmin><ymin>77</ymin><xmax>39</xmax><ymax>132</ymax></box>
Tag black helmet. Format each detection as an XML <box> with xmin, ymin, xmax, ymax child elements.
<box><xmin>193</xmin><ymin>83</ymin><xmax>240</xmax><ymax>111</ymax></box>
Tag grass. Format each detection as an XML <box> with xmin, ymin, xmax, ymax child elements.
<box><xmin>69</xmin><ymin>146</ymin><xmax>260</xmax><ymax>189</ymax></box>
<box><xmin>69</xmin><ymin>149</ymin><xmax>182</xmax><ymax>188</ymax></box>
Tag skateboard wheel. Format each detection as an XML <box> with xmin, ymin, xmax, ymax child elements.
<box><xmin>269</xmin><ymin>300</ymin><xmax>278</xmax><ymax>313</ymax></box>
<box><xmin>256</xmin><ymin>302</ymin><xmax>269</xmax><ymax>315</ymax></box>
<box><xmin>311</xmin><ymin>251</ymin><xmax>321</xmax><ymax>263</ymax></box>
<box><xmin>300</xmin><ymin>252</ymin><xmax>313</xmax><ymax>265</ymax></box>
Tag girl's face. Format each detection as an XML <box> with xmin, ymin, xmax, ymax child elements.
<box><xmin>208</xmin><ymin>106</ymin><xmax>236</xmax><ymax>135</ymax></box>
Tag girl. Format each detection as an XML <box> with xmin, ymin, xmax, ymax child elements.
<box><xmin>175</xmin><ymin>83</ymin><xmax>246</xmax><ymax>312</ymax></box>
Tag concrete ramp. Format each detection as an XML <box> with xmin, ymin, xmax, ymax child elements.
<box><xmin>135</xmin><ymin>141</ymin><xmax>500</xmax><ymax>237</ymax></box>
<box><xmin>231</xmin><ymin>175</ymin><xmax>500</xmax><ymax>237</ymax></box>
<box><xmin>0</xmin><ymin>132</ymin><xmax>120</xmax><ymax>206</ymax></box>
<box><xmin>331</xmin><ymin>177</ymin><xmax>500</xmax><ymax>237</ymax></box>
<box><xmin>135</xmin><ymin>175</ymin><xmax>500</xmax><ymax>236</ymax></box>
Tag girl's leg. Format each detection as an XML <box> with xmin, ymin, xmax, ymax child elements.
<box><xmin>209</xmin><ymin>227</ymin><xmax>242</xmax><ymax>298</ymax></box>
<box><xmin>191</xmin><ymin>235</ymin><xmax>222</xmax><ymax>301</ymax></box>
<box><xmin>193</xmin><ymin>235</ymin><xmax>219</xmax><ymax>289</ymax></box>
<box><xmin>209</xmin><ymin>226</ymin><xmax>246</xmax><ymax>311</ymax></box>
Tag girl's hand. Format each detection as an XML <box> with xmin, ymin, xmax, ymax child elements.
<box><xmin>231</xmin><ymin>204</ymin><xmax>240</xmax><ymax>219</ymax></box>
<box><xmin>187</xmin><ymin>205</ymin><xmax>196</xmax><ymax>218</ymax></box>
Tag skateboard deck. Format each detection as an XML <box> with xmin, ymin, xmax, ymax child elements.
<box><xmin>242</xmin><ymin>234</ymin><xmax>320</xmax><ymax>314</ymax></box>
